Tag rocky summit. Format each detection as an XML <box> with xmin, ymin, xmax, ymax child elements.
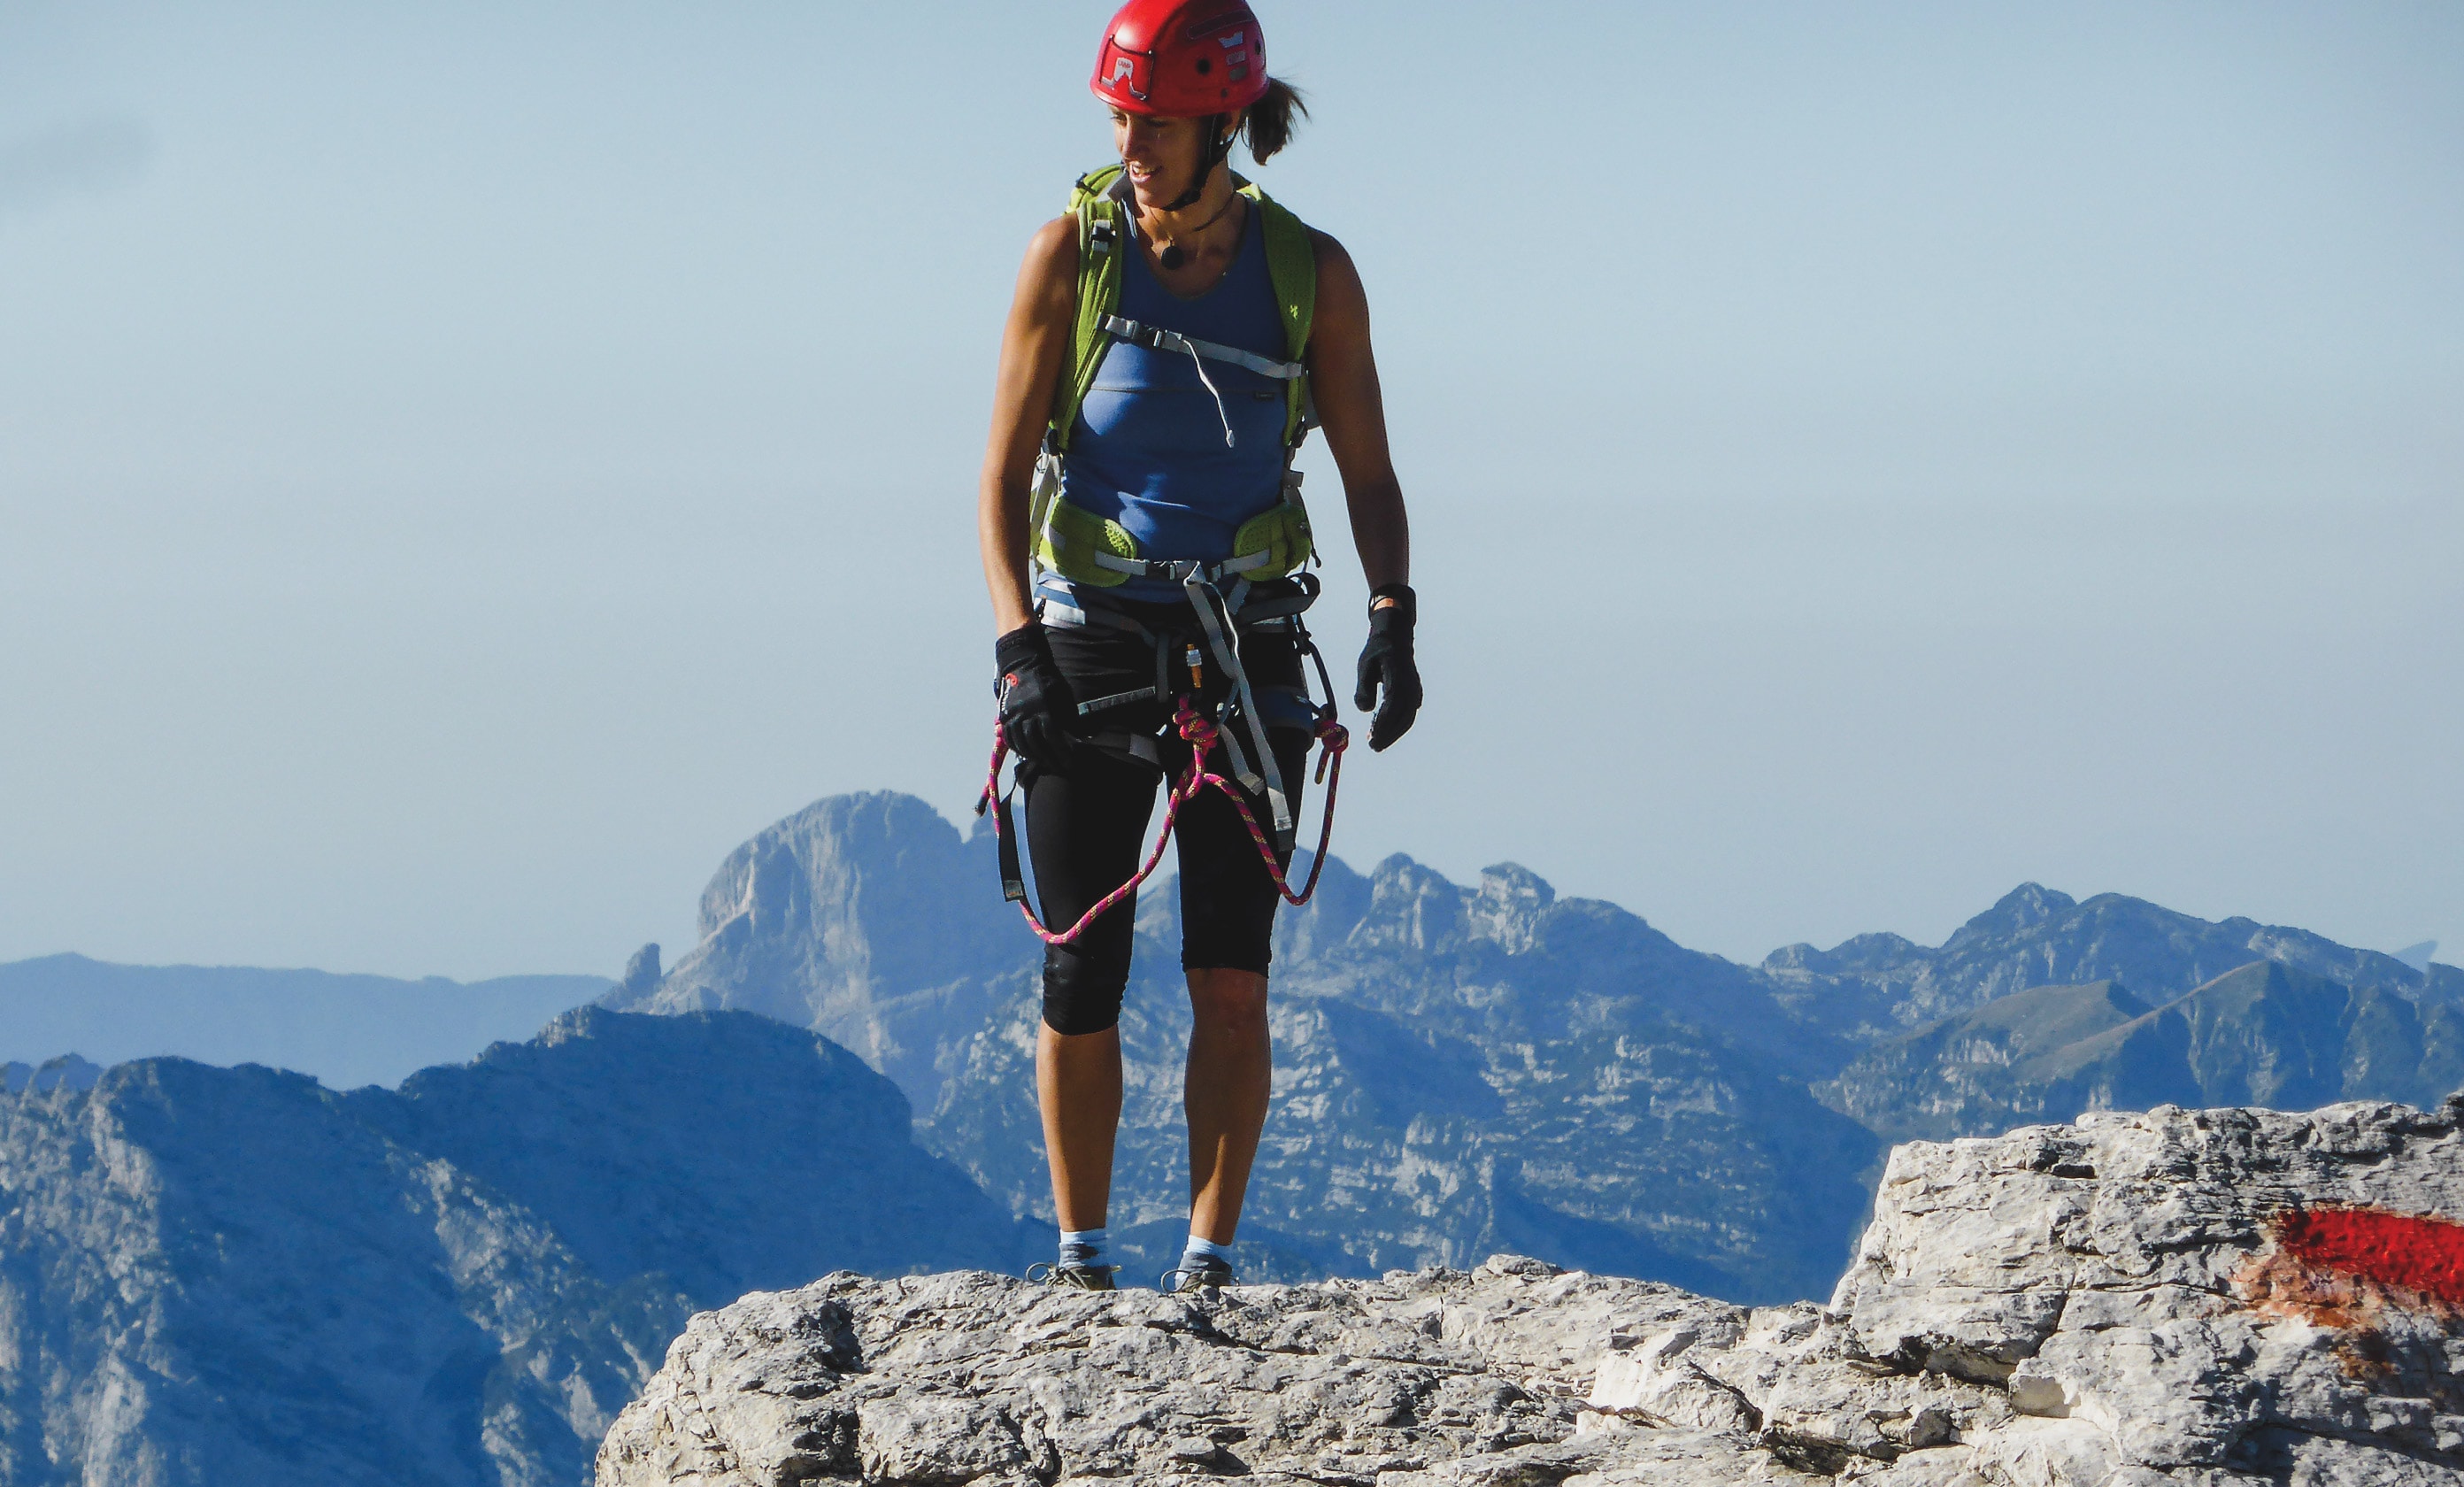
<box><xmin>599</xmin><ymin>1097</ymin><xmax>2464</xmax><ymax>1486</ymax></box>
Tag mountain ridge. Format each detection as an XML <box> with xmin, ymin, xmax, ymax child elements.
<box><xmin>0</xmin><ymin>953</ymin><xmax>609</xmax><ymax>1090</ymax></box>
<box><xmin>604</xmin><ymin>790</ymin><xmax>2462</xmax><ymax>1301</ymax></box>
<box><xmin>0</xmin><ymin>1005</ymin><xmax>1028</xmax><ymax>1485</ymax></box>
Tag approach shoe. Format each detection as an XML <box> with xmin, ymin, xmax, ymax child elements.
<box><xmin>1027</xmin><ymin>1261</ymin><xmax>1118</xmax><ymax>1291</ymax></box>
<box><xmin>1164</xmin><ymin>1257</ymin><xmax>1236</xmax><ymax>1294</ymax></box>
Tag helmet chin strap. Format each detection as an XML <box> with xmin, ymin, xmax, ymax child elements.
<box><xmin>1162</xmin><ymin>114</ymin><xmax>1231</xmax><ymax>212</ymax></box>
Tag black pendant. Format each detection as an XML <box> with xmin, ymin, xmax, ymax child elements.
<box><xmin>1159</xmin><ymin>243</ymin><xmax>1186</xmax><ymax>270</ymax></box>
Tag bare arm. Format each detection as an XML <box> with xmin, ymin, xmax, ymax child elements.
<box><xmin>1305</xmin><ymin>231</ymin><xmax>1409</xmax><ymax>596</ymax></box>
<box><xmin>978</xmin><ymin>217</ymin><xmax>1081</xmax><ymax>636</ymax></box>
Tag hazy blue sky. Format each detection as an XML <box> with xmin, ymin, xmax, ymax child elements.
<box><xmin>4</xmin><ymin>2</ymin><xmax>2457</xmax><ymax>981</ymax></box>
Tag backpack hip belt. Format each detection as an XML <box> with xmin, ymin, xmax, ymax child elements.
<box><xmin>1031</xmin><ymin>455</ymin><xmax>1314</xmax><ymax>589</ymax></box>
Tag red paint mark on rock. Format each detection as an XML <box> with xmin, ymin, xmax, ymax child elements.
<box><xmin>2236</xmin><ymin>1206</ymin><xmax>2464</xmax><ymax>1384</ymax></box>
<box><xmin>2276</xmin><ymin>1206</ymin><xmax>2464</xmax><ymax>1310</ymax></box>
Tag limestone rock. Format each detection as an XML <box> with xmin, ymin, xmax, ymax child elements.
<box><xmin>599</xmin><ymin>1260</ymin><xmax>1798</xmax><ymax>1487</ymax></box>
<box><xmin>602</xmin><ymin>1099</ymin><xmax>2464</xmax><ymax>1485</ymax></box>
<box><xmin>1832</xmin><ymin>1097</ymin><xmax>2464</xmax><ymax>1480</ymax></box>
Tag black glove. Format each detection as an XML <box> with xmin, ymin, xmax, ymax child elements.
<box><xmin>1352</xmin><ymin>583</ymin><xmax>1421</xmax><ymax>752</ymax></box>
<box><xmin>995</xmin><ymin>622</ymin><xmax>1077</xmax><ymax>772</ymax></box>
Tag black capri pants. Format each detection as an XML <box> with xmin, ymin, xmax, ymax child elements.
<box><xmin>1023</xmin><ymin>595</ymin><xmax>1314</xmax><ymax>1036</ymax></box>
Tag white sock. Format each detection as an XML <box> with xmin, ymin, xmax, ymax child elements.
<box><xmin>1180</xmin><ymin>1235</ymin><xmax>1234</xmax><ymax>1267</ymax></box>
<box><xmin>1059</xmin><ymin>1227</ymin><xmax>1107</xmax><ymax>1267</ymax></box>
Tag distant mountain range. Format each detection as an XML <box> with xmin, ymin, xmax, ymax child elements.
<box><xmin>6</xmin><ymin>788</ymin><xmax>2458</xmax><ymax>1483</ymax></box>
<box><xmin>1821</xmin><ymin>964</ymin><xmax>2463</xmax><ymax>1143</ymax></box>
<box><xmin>0</xmin><ymin>1007</ymin><xmax>1023</xmax><ymax>1484</ymax></box>
<box><xmin>606</xmin><ymin>791</ymin><xmax>2463</xmax><ymax>1300</ymax></box>
<box><xmin>0</xmin><ymin>955</ymin><xmax>608</xmax><ymax>1089</ymax></box>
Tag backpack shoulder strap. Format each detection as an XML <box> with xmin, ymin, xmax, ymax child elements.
<box><xmin>1237</xmin><ymin>178</ymin><xmax>1318</xmax><ymax>449</ymax></box>
<box><xmin>1051</xmin><ymin>165</ymin><xmax>1130</xmax><ymax>451</ymax></box>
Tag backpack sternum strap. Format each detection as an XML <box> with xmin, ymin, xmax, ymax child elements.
<box><xmin>1100</xmin><ymin>316</ymin><xmax>1305</xmax><ymax>382</ymax></box>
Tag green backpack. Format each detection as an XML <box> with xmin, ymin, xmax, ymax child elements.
<box><xmin>1031</xmin><ymin>163</ymin><xmax>1320</xmax><ymax>590</ymax></box>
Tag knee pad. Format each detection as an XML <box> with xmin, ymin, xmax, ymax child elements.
<box><xmin>1041</xmin><ymin>940</ymin><xmax>1130</xmax><ymax>1036</ymax></box>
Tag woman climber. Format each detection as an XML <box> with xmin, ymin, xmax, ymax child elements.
<box><xmin>974</xmin><ymin>0</ymin><xmax>1420</xmax><ymax>1293</ymax></box>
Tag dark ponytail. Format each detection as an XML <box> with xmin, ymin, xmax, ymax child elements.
<box><xmin>1240</xmin><ymin>78</ymin><xmax>1308</xmax><ymax>164</ymax></box>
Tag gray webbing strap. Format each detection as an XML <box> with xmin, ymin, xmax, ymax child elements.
<box><xmin>1038</xmin><ymin>598</ymin><xmax>1155</xmax><ymax>640</ymax></box>
<box><xmin>1087</xmin><ymin>729</ymin><xmax>1162</xmax><ymax>770</ymax></box>
<box><xmin>1075</xmin><ymin>686</ymin><xmax>1158</xmax><ymax>715</ymax></box>
<box><xmin>1180</xmin><ymin>567</ymin><xmax>1294</xmax><ymax>840</ymax></box>
<box><xmin>1086</xmin><ymin>548</ymin><xmax>1273</xmax><ymax>582</ymax></box>
<box><xmin>1233</xmin><ymin>592</ymin><xmax>1313</xmax><ymax>625</ymax></box>
<box><xmin>1101</xmin><ymin>316</ymin><xmax>1305</xmax><ymax>381</ymax></box>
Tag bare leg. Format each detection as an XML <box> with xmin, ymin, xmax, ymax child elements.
<box><xmin>1037</xmin><ymin>1023</ymin><xmax>1122</xmax><ymax>1233</ymax></box>
<box><xmin>1184</xmin><ymin>967</ymin><xmax>1272</xmax><ymax>1244</ymax></box>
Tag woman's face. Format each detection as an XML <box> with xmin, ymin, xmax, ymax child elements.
<box><xmin>1110</xmin><ymin>107</ymin><xmax>1212</xmax><ymax>209</ymax></box>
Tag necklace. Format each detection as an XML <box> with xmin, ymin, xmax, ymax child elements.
<box><xmin>1149</xmin><ymin>193</ymin><xmax>1240</xmax><ymax>272</ymax></box>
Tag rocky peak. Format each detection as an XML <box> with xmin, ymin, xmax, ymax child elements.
<box><xmin>1763</xmin><ymin>930</ymin><xmax>1926</xmax><ymax>979</ymax></box>
<box><xmin>1264</xmin><ymin>852</ymin><xmax>1570</xmax><ymax>962</ymax></box>
<box><xmin>601</xmin><ymin>1096</ymin><xmax>2464</xmax><ymax>1486</ymax></box>
<box><xmin>615</xmin><ymin>943</ymin><xmax>660</xmax><ymax>999</ymax></box>
<box><xmin>603</xmin><ymin>793</ymin><xmax>1027</xmax><ymax>1111</ymax></box>
<box><xmin>681</xmin><ymin>792</ymin><xmax>1011</xmax><ymax>987</ymax></box>
<box><xmin>1467</xmin><ymin>862</ymin><xmax>1555</xmax><ymax>952</ymax></box>
<box><xmin>1944</xmin><ymin>882</ymin><xmax>2079</xmax><ymax>950</ymax></box>
<box><xmin>1348</xmin><ymin>854</ymin><xmax>1471</xmax><ymax>953</ymax></box>
<box><xmin>2</xmin><ymin>1052</ymin><xmax>103</xmax><ymax>1094</ymax></box>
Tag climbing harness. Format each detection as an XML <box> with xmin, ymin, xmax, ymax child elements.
<box><xmin>976</xmin><ymin>701</ymin><xmax>1347</xmax><ymax>946</ymax></box>
<box><xmin>974</xmin><ymin>582</ymin><xmax>1349</xmax><ymax>947</ymax></box>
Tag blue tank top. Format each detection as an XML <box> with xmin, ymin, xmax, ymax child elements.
<box><xmin>1051</xmin><ymin>204</ymin><xmax>1290</xmax><ymax>604</ymax></box>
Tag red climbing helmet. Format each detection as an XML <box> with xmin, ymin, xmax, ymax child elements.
<box><xmin>1090</xmin><ymin>0</ymin><xmax>1271</xmax><ymax>119</ymax></box>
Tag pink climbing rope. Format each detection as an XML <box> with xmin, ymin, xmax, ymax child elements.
<box><xmin>976</xmin><ymin>699</ymin><xmax>1350</xmax><ymax>947</ymax></box>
